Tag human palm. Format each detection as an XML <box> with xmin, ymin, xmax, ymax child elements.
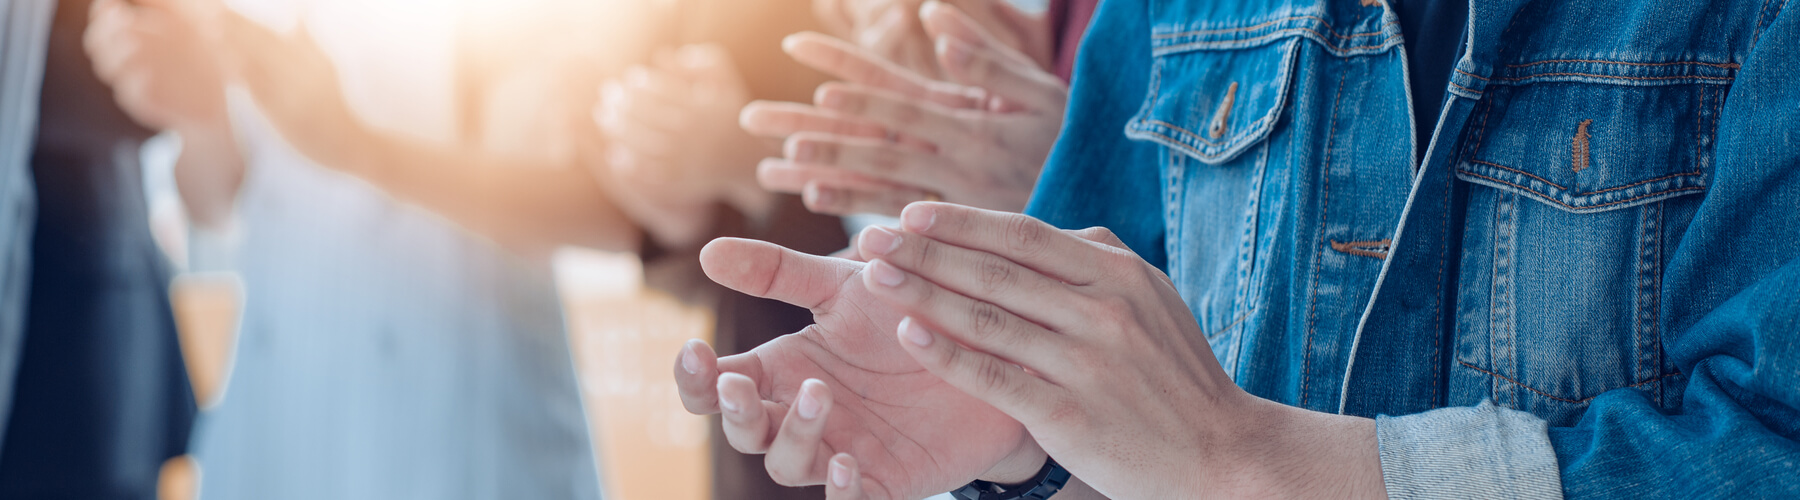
<box><xmin>685</xmin><ymin>237</ymin><xmax>1026</xmax><ymax>499</ymax></box>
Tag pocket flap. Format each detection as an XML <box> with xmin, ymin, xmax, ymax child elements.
<box><xmin>1126</xmin><ymin>36</ymin><xmax>1302</xmax><ymax>165</ymax></box>
<box><xmin>1456</xmin><ymin>82</ymin><xmax>1719</xmax><ymax>213</ymax></box>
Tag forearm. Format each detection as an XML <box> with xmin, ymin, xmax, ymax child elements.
<box><xmin>352</xmin><ymin>133</ymin><xmax>640</xmax><ymax>255</ymax></box>
<box><xmin>173</xmin><ymin>124</ymin><xmax>245</xmax><ymax>230</ymax></box>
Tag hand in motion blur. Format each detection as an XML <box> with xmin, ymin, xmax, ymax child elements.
<box><xmin>671</xmin><ymin>238</ymin><xmax>1044</xmax><ymax>500</ymax></box>
<box><xmin>742</xmin><ymin>1</ymin><xmax>1067</xmax><ymax>216</ymax></box>
<box><xmin>84</xmin><ymin>0</ymin><xmax>227</xmax><ymax>133</ymax></box>
<box><xmin>590</xmin><ymin>44</ymin><xmax>772</xmax><ymax>249</ymax></box>
<box><xmin>85</xmin><ymin>0</ymin><xmax>244</xmax><ymax>227</ymax></box>
<box><xmin>812</xmin><ymin>0</ymin><xmax>1051</xmax><ymax>79</ymax></box>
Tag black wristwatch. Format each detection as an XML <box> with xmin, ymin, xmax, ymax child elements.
<box><xmin>950</xmin><ymin>458</ymin><xmax>1071</xmax><ymax>500</ymax></box>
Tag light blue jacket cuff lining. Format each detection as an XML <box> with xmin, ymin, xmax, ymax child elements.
<box><xmin>1376</xmin><ymin>401</ymin><xmax>1563</xmax><ymax>500</ymax></box>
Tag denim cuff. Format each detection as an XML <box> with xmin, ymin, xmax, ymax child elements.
<box><xmin>1375</xmin><ymin>401</ymin><xmax>1563</xmax><ymax>500</ymax></box>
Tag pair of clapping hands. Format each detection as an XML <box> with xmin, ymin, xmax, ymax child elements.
<box><xmin>678</xmin><ymin>203</ymin><xmax>1387</xmax><ymax>499</ymax></box>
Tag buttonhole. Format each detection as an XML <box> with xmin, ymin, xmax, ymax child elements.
<box><xmin>1209</xmin><ymin>82</ymin><xmax>1238</xmax><ymax>139</ymax></box>
<box><xmin>1572</xmin><ymin>119</ymin><xmax>1593</xmax><ymax>173</ymax></box>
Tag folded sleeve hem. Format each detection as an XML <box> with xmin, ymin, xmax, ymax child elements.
<box><xmin>1377</xmin><ymin>401</ymin><xmax>1564</xmax><ymax>499</ymax></box>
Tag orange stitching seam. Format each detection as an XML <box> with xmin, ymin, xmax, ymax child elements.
<box><xmin>1454</xmin><ymin>68</ymin><xmax>1490</xmax><ymax>81</ymax></box>
<box><xmin>1493</xmin><ymin>72</ymin><xmax>1735</xmax><ymax>82</ymax></box>
<box><xmin>1458</xmin><ymin>361</ymin><xmax>1680</xmax><ymax>404</ymax></box>
<box><xmin>1301</xmin><ymin>72</ymin><xmax>1350</xmax><ymax>409</ymax></box>
<box><xmin>1157</xmin><ymin>29</ymin><xmax>1401</xmax><ymax>54</ymax></box>
<box><xmin>1151</xmin><ymin>15</ymin><xmax>1396</xmax><ymax>41</ymax></box>
<box><xmin>1458</xmin><ymin>170</ymin><xmax>1705</xmax><ymax>210</ymax></box>
<box><xmin>1469</xmin><ymin>160</ymin><xmax>1705</xmax><ymax>197</ymax></box>
<box><xmin>1503</xmin><ymin>59</ymin><xmax>1740</xmax><ymax>69</ymax></box>
<box><xmin>1448</xmin><ymin>81</ymin><xmax>1484</xmax><ymax>95</ymax></box>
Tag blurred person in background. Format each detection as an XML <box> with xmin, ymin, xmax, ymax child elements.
<box><xmin>0</xmin><ymin>0</ymin><xmax>196</xmax><ymax>498</ymax></box>
<box><xmin>85</xmin><ymin>0</ymin><xmax>603</xmax><ymax>498</ymax></box>
<box><xmin>90</xmin><ymin>0</ymin><xmax>848</xmax><ymax>499</ymax></box>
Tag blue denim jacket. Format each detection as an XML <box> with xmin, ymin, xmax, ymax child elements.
<box><xmin>1029</xmin><ymin>0</ymin><xmax>1800</xmax><ymax>496</ymax></box>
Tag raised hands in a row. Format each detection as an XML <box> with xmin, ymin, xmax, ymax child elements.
<box><xmin>743</xmin><ymin>0</ymin><xmax>1068</xmax><ymax>216</ymax></box>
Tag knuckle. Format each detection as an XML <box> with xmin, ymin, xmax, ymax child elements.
<box><xmin>974</xmin><ymin>355</ymin><xmax>1016</xmax><ymax>395</ymax></box>
<box><xmin>1043</xmin><ymin>397</ymin><xmax>1086</xmax><ymax>427</ymax></box>
<box><xmin>1003</xmin><ymin>214</ymin><xmax>1048</xmax><ymax>257</ymax></box>
<box><xmin>977</xmin><ymin>257</ymin><xmax>1016</xmax><ymax>294</ymax></box>
<box><xmin>968</xmin><ymin>301</ymin><xmax>1009</xmax><ymax>339</ymax></box>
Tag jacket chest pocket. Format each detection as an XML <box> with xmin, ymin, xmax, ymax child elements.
<box><xmin>1124</xmin><ymin>35</ymin><xmax>1301</xmax><ymax>370</ymax></box>
<box><xmin>1450</xmin><ymin>80</ymin><xmax>1722</xmax><ymax>424</ymax></box>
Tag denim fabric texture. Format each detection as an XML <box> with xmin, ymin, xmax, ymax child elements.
<box><xmin>1029</xmin><ymin>0</ymin><xmax>1800</xmax><ymax>496</ymax></box>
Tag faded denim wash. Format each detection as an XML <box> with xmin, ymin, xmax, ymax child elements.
<box><xmin>1029</xmin><ymin>0</ymin><xmax>1800</xmax><ymax>496</ymax></box>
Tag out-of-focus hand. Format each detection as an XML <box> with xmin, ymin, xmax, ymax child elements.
<box><xmin>84</xmin><ymin>0</ymin><xmax>228</xmax><ymax>134</ymax></box>
<box><xmin>812</xmin><ymin>0</ymin><xmax>1051</xmax><ymax>79</ymax></box>
<box><xmin>854</xmin><ymin>203</ymin><xmax>1388</xmax><ymax>499</ymax></box>
<box><xmin>741</xmin><ymin>1</ymin><xmax>1067</xmax><ymax>216</ymax></box>
<box><xmin>591</xmin><ymin>44</ymin><xmax>769</xmax><ymax>248</ymax></box>
<box><xmin>214</xmin><ymin>8</ymin><xmax>373</xmax><ymax>171</ymax></box>
<box><xmin>672</xmin><ymin>238</ymin><xmax>1045</xmax><ymax>499</ymax></box>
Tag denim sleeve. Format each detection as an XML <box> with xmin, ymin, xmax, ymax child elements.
<box><xmin>1542</xmin><ymin>4</ymin><xmax>1800</xmax><ymax>498</ymax></box>
<box><xmin>1376</xmin><ymin>402</ymin><xmax>1563</xmax><ymax>499</ymax></box>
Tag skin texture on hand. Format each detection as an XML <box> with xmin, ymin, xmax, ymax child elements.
<box><xmin>855</xmin><ymin>203</ymin><xmax>1389</xmax><ymax>499</ymax></box>
<box><xmin>813</xmin><ymin>0</ymin><xmax>1053</xmax><ymax>79</ymax></box>
<box><xmin>674</xmin><ymin>238</ymin><xmax>1042</xmax><ymax>499</ymax></box>
<box><xmin>741</xmin><ymin>1</ymin><xmax>1068</xmax><ymax>216</ymax></box>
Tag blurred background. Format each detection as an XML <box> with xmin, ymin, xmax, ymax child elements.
<box><xmin>0</xmin><ymin>0</ymin><xmax>1058</xmax><ymax>498</ymax></box>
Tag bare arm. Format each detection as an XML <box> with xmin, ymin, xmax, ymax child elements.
<box><xmin>216</xmin><ymin>10</ymin><xmax>638</xmax><ymax>255</ymax></box>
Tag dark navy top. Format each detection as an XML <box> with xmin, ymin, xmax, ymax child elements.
<box><xmin>0</xmin><ymin>1</ymin><xmax>195</xmax><ymax>498</ymax></box>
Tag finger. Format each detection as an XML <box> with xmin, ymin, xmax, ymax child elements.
<box><xmin>896</xmin><ymin>317</ymin><xmax>1058</xmax><ymax>423</ymax></box>
<box><xmin>803</xmin><ymin>181</ymin><xmax>928</xmax><ymax>217</ymax></box>
<box><xmin>699</xmin><ymin>237</ymin><xmax>861</xmax><ymax>311</ymax></box>
<box><xmin>862</xmin><ymin>259</ymin><xmax>1069</xmax><ymax>370</ymax></box>
<box><xmin>599</xmin><ymin>80</ymin><xmax>689</xmax><ymax>134</ymax></box>
<box><xmin>756</xmin><ymin>158</ymin><xmax>895</xmax><ymax>194</ymax></box>
<box><xmin>763</xmin><ymin>379</ymin><xmax>833</xmax><ymax>486</ymax></box>
<box><xmin>675</xmin><ymin>339</ymin><xmax>723</xmax><ymax>414</ymax></box>
<box><xmin>717</xmin><ymin>372</ymin><xmax>784</xmax><ymax>454</ymax></box>
<box><xmin>900</xmin><ymin>203</ymin><xmax>1116</xmax><ymax>285</ymax></box>
<box><xmin>935</xmin><ymin>35</ymin><xmax>1067</xmax><ymax>114</ymax></box>
<box><xmin>786</xmin><ymin>132</ymin><xmax>945</xmax><ymax>185</ymax></box>
<box><xmin>825</xmin><ymin>454</ymin><xmax>866</xmax><ymax>499</ymax></box>
<box><xmin>919</xmin><ymin>0</ymin><xmax>1041</xmax><ymax>70</ymax></box>
<box><xmin>1069</xmin><ymin>226</ymin><xmax>1131</xmax><ymax>251</ymax></box>
<box><xmin>740</xmin><ymin>101</ymin><xmax>889</xmax><ymax>140</ymax></box>
<box><xmin>621</xmin><ymin>65</ymin><xmax>690</xmax><ymax>105</ymax></box>
<box><xmin>857</xmin><ymin>225</ymin><xmax>1087</xmax><ymax>330</ymax></box>
<box><xmin>814</xmin><ymin>83</ymin><xmax>969</xmax><ymax>144</ymax></box>
<box><xmin>781</xmin><ymin>31</ymin><xmax>983</xmax><ymax>109</ymax></box>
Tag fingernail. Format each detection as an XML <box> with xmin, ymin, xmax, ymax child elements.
<box><xmin>830</xmin><ymin>458</ymin><xmax>851</xmax><ymax>489</ymax></box>
<box><xmin>681</xmin><ymin>348</ymin><xmax>702</xmax><ymax>375</ymax></box>
<box><xmin>899</xmin><ymin>317</ymin><xmax>934</xmax><ymax>347</ymax></box>
<box><xmin>861</xmin><ymin>226</ymin><xmax>901</xmax><ymax>256</ymax></box>
<box><xmin>902</xmin><ymin>205</ymin><xmax>937</xmax><ymax>232</ymax></box>
<box><xmin>797</xmin><ymin>382</ymin><xmax>823</xmax><ymax>420</ymax></box>
<box><xmin>870</xmin><ymin>260</ymin><xmax>906</xmax><ymax>287</ymax></box>
<box><xmin>820</xmin><ymin>88</ymin><xmax>845</xmax><ymax>110</ymax></box>
<box><xmin>719</xmin><ymin>394</ymin><xmax>740</xmax><ymax>414</ymax></box>
<box><xmin>781</xmin><ymin>34</ymin><xmax>803</xmax><ymax>54</ymax></box>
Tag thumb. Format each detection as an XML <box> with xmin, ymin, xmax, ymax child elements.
<box><xmin>700</xmin><ymin>238</ymin><xmax>861</xmax><ymax>311</ymax></box>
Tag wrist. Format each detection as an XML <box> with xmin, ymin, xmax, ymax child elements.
<box><xmin>1230</xmin><ymin>399</ymin><xmax>1386</xmax><ymax>499</ymax></box>
<box><xmin>979</xmin><ymin>434</ymin><xmax>1049</xmax><ymax>485</ymax></box>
